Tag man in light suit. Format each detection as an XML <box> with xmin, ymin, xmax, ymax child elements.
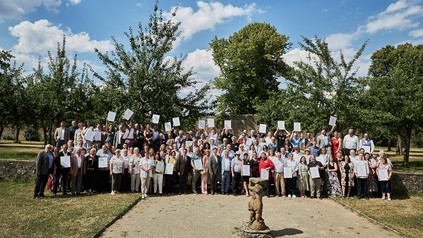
<box><xmin>54</xmin><ymin>121</ymin><xmax>70</xmax><ymax>148</ymax></box>
<box><xmin>316</xmin><ymin>125</ymin><xmax>335</xmax><ymax>157</ymax></box>
<box><xmin>33</xmin><ymin>144</ymin><xmax>53</xmax><ymax>199</ymax></box>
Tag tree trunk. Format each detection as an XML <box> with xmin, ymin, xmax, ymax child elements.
<box><xmin>402</xmin><ymin>125</ymin><xmax>412</xmax><ymax>166</ymax></box>
<box><xmin>43</xmin><ymin>127</ymin><xmax>48</xmax><ymax>145</ymax></box>
<box><xmin>387</xmin><ymin>138</ymin><xmax>391</xmax><ymax>152</ymax></box>
<box><xmin>0</xmin><ymin>125</ymin><xmax>3</xmax><ymax>140</ymax></box>
<box><xmin>15</xmin><ymin>126</ymin><xmax>20</xmax><ymax>143</ymax></box>
<box><xmin>396</xmin><ymin>135</ymin><xmax>402</xmax><ymax>155</ymax></box>
<box><xmin>48</xmin><ymin>126</ymin><xmax>54</xmax><ymax>145</ymax></box>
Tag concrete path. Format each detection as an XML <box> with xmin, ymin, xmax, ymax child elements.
<box><xmin>102</xmin><ymin>195</ymin><xmax>401</xmax><ymax>238</ymax></box>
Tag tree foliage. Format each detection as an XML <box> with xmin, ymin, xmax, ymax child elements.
<box><xmin>92</xmin><ymin>2</ymin><xmax>209</xmax><ymax>127</ymax></box>
<box><xmin>210</xmin><ymin>22</ymin><xmax>291</xmax><ymax>115</ymax></box>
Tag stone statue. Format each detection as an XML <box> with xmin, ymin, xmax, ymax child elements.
<box><xmin>248</xmin><ymin>178</ymin><xmax>269</xmax><ymax>231</ymax></box>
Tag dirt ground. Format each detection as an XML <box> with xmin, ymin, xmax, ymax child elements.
<box><xmin>101</xmin><ymin>194</ymin><xmax>401</xmax><ymax>238</ymax></box>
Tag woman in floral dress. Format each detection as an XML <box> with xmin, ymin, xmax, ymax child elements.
<box><xmin>340</xmin><ymin>155</ymin><xmax>354</xmax><ymax>197</ymax></box>
<box><xmin>327</xmin><ymin>155</ymin><xmax>342</xmax><ymax>196</ymax></box>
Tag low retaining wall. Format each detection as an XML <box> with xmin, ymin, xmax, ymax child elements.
<box><xmin>0</xmin><ymin>160</ymin><xmax>35</xmax><ymax>181</ymax></box>
<box><xmin>0</xmin><ymin>160</ymin><xmax>422</xmax><ymax>193</ymax></box>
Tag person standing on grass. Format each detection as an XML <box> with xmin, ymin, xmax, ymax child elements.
<box><xmin>34</xmin><ymin>144</ymin><xmax>53</xmax><ymax>199</ymax></box>
<box><xmin>54</xmin><ymin>121</ymin><xmax>70</xmax><ymax>149</ymax></box>
<box><xmin>377</xmin><ymin>157</ymin><xmax>393</xmax><ymax>200</ymax></box>
<box><xmin>129</xmin><ymin>148</ymin><xmax>141</xmax><ymax>193</ymax></box>
<box><xmin>307</xmin><ymin>155</ymin><xmax>324</xmax><ymax>199</ymax></box>
<box><xmin>153</xmin><ymin>153</ymin><xmax>164</xmax><ymax>196</ymax></box>
<box><xmin>140</xmin><ymin>149</ymin><xmax>154</xmax><ymax>199</ymax></box>
<box><xmin>70</xmin><ymin>147</ymin><xmax>84</xmax><ymax>195</ymax></box>
<box><xmin>110</xmin><ymin>149</ymin><xmax>124</xmax><ymax>195</ymax></box>
<box><xmin>85</xmin><ymin>148</ymin><xmax>98</xmax><ymax>194</ymax></box>
<box><xmin>355</xmin><ymin>151</ymin><xmax>369</xmax><ymax>199</ymax></box>
<box><xmin>53</xmin><ymin>145</ymin><xmax>71</xmax><ymax>195</ymax></box>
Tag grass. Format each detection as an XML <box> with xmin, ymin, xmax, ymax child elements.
<box><xmin>0</xmin><ymin>180</ymin><xmax>141</xmax><ymax>238</ymax></box>
<box><xmin>334</xmin><ymin>192</ymin><xmax>423</xmax><ymax>238</ymax></box>
<box><xmin>0</xmin><ymin>140</ymin><xmax>43</xmax><ymax>160</ymax></box>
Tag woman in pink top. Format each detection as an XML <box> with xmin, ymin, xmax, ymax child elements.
<box><xmin>201</xmin><ymin>149</ymin><xmax>210</xmax><ymax>194</ymax></box>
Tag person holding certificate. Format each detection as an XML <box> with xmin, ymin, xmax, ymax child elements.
<box><xmin>258</xmin><ymin>152</ymin><xmax>275</xmax><ymax>198</ymax></box>
<box><xmin>85</xmin><ymin>148</ymin><xmax>98</xmax><ymax>194</ymax></box>
<box><xmin>129</xmin><ymin>148</ymin><xmax>141</xmax><ymax>193</ymax></box>
<box><xmin>140</xmin><ymin>149</ymin><xmax>154</xmax><ymax>199</ymax></box>
<box><xmin>377</xmin><ymin>157</ymin><xmax>393</xmax><ymax>200</ymax></box>
<box><xmin>165</xmin><ymin>150</ymin><xmax>178</xmax><ymax>195</ymax></box>
<box><xmin>307</xmin><ymin>155</ymin><xmax>324</xmax><ymax>199</ymax></box>
<box><xmin>354</xmin><ymin>151</ymin><xmax>369</xmax><ymax>199</ymax></box>
<box><xmin>53</xmin><ymin>145</ymin><xmax>71</xmax><ymax>196</ymax></box>
<box><xmin>231</xmin><ymin>151</ymin><xmax>242</xmax><ymax>196</ymax></box>
<box><xmin>109</xmin><ymin>149</ymin><xmax>124</xmax><ymax>195</ymax></box>
<box><xmin>97</xmin><ymin>144</ymin><xmax>112</xmax><ymax>193</ymax></box>
<box><xmin>153</xmin><ymin>153</ymin><xmax>164</xmax><ymax>196</ymax></box>
<box><xmin>191</xmin><ymin>147</ymin><xmax>203</xmax><ymax>195</ymax></box>
<box><xmin>286</xmin><ymin>153</ymin><xmax>299</xmax><ymax>198</ymax></box>
<box><xmin>297</xmin><ymin>156</ymin><xmax>309</xmax><ymax>198</ymax></box>
<box><xmin>241</xmin><ymin>153</ymin><xmax>251</xmax><ymax>197</ymax></box>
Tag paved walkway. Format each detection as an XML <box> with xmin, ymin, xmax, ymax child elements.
<box><xmin>102</xmin><ymin>195</ymin><xmax>401</xmax><ymax>238</ymax></box>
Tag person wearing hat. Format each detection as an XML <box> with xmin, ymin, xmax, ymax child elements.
<box><xmin>231</xmin><ymin>151</ymin><xmax>242</xmax><ymax>195</ymax></box>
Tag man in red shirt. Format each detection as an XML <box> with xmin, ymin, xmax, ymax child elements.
<box><xmin>259</xmin><ymin>152</ymin><xmax>275</xmax><ymax>197</ymax></box>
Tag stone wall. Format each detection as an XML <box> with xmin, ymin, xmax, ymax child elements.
<box><xmin>391</xmin><ymin>172</ymin><xmax>423</xmax><ymax>193</ymax></box>
<box><xmin>0</xmin><ymin>160</ymin><xmax>35</xmax><ymax>181</ymax></box>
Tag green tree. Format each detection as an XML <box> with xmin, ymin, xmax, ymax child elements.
<box><xmin>210</xmin><ymin>22</ymin><xmax>291</xmax><ymax>115</ymax></box>
<box><xmin>280</xmin><ymin>36</ymin><xmax>367</xmax><ymax>133</ymax></box>
<box><xmin>92</xmin><ymin>2</ymin><xmax>209</xmax><ymax>128</ymax></box>
<box><xmin>363</xmin><ymin>44</ymin><xmax>423</xmax><ymax>165</ymax></box>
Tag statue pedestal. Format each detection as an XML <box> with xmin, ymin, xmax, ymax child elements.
<box><xmin>239</xmin><ymin>223</ymin><xmax>272</xmax><ymax>238</ymax></box>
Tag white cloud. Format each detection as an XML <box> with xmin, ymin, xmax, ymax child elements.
<box><xmin>325</xmin><ymin>33</ymin><xmax>356</xmax><ymax>49</ymax></box>
<box><xmin>164</xmin><ymin>1</ymin><xmax>262</xmax><ymax>47</ymax></box>
<box><xmin>282</xmin><ymin>48</ymin><xmax>314</xmax><ymax>68</ymax></box>
<box><xmin>409</xmin><ymin>28</ymin><xmax>423</xmax><ymax>37</ymax></box>
<box><xmin>366</xmin><ymin>1</ymin><xmax>423</xmax><ymax>33</ymax></box>
<box><xmin>9</xmin><ymin>19</ymin><xmax>113</xmax><ymax>54</ymax></box>
<box><xmin>0</xmin><ymin>0</ymin><xmax>81</xmax><ymax>21</ymax></box>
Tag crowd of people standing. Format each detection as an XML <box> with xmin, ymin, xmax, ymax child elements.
<box><xmin>33</xmin><ymin>120</ymin><xmax>394</xmax><ymax>201</ymax></box>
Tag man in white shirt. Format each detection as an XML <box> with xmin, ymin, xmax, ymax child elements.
<box><xmin>221</xmin><ymin>150</ymin><xmax>232</xmax><ymax>195</ymax></box>
<box><xmin>316</xmin><ymin>147</ymin><xmax>329</xmax><ymax>197</ymax></box>
<box><xmin>358</xmin><ymin>133</ymin><xmax>375</xmax><ymax>154</ymax></box>
<box><xmin>343</xmin><ymin>129</ymin><xmax>359</xmax><ymax>156</ymax></box>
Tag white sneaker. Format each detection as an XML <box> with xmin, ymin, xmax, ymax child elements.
<box><xmin>288</xmin><ymin>194</ymin><xmax>292</xmax><ymax>198</ymax></box>
<box><xmin>387</xmin><ymin>197</ymin><xmax>391</xmax><ymax>201</ymax></box>
<box><xmin>382</xmin><ymin>196</ymin><xmax>385</xmax><ymax>200</ymax></box>
<box><xmin>292</xmin><ymin>195</ymin><xmax>296</xmax><ymax>198</ymax></box>
<box><xmin>141</xmin><ymin>195</ymin><xmax>145</xmax><ymax>199</ymax></box>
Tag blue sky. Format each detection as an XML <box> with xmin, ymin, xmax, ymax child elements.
<box><xmin>1</xmin><ymin>0</ymin><xmax>423</xmax><ymax>93</ymax></box>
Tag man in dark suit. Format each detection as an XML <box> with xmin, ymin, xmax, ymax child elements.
<box><xmin>33</xmin><ymin>144</ymin><xmax>53</xmax><ymax>199</ymax></box>
<box><xmin>53</xmin><ymin>145</ymin><xmax>71</xmax><ymax>195</ymax></box>
<box><xmin>54</xmin><ymin>121</ymin><xmax>70</xmax><ymax>148</ymax></box>
<box><xmin>177</xmin><ymin>147</ymin><xmax>191</xmax><ymax>194</ymax></box>
<box><xmin>209</xmin><ymin>147</ymin><xmax>220</xmax><ymax>195</ymax></box>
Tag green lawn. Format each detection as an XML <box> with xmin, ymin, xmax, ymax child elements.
<box><xmin>0</xmin><ymin>181</ymin><xmax>141</xmax><ymax>238</ymax></box>
<box><xmin>334</xmin><ymin>192</ymin><xmax>423</xmax><ymax>238</ymax></box>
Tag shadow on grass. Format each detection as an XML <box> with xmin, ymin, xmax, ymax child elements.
<box><xmin>272</xmin><ymin>228</ymin><xmax>303</xmax><ymax>237</ymax></box>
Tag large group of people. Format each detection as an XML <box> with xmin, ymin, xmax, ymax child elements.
<box><xmin>33</xmin><ymin>120</ymin><xmax>394</xmax><ymax>201</ymax></box>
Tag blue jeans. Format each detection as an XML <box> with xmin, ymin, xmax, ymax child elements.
<box><xmin>221</xmin><ymin>171</ymin><xmax>231</xmax><ymax>193</ymax></box>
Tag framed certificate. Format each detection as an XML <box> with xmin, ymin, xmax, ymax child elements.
<box><xmin>165</xmin><ymin>163</ymin><xmax>174</xmax><ymax>175</ymax></box>
<box><xmin>310</xmin><ymin>167</ymin><xmax>320</xmax><ymax>179</ymax></box>
<box><xmin>260</xmin><ymin>169</ymin><xmax>269</xmax><ymax>180</ymax></box>
<box><xmin>85</xmin><ymin>129</ymin><xmax>95</xmax><ymax>142</ymax></box>
<box><xmin>207</xmin><ymin>118</ymin><xmax>215</xmax><ymax>128</ymax></box>
<box><xmin>60</xmin><ymin>156</ymin><xmax>70</xmax><ymax>168</ymax></box>
<box><xmin>194</xmin><ymin>159</ymin><xmax>203</xmax><ymax>170</ymax></box>
<box><xmin>172</xmin><ymin>117</ymin><xmax>180</xmax><ymax>127</ymax></box>
<box><xmin>242</xmin><ymin>165</ymin><xmax>250</xmax><ymax>176</ymax></box>
<box><xmin>378</xmin><ymin>169</ymin><xmax>389</xmax><ymax>181</ymax></box>
<box><xmin>155</xmin><ymin>161</ymin><xmax>164</xmax><ymax>173</ymax></box>
<box><xmin>98</xmin><ymin>157</ymin><xmax>108</xmax><ymax>168</ymax></box>
<box><xmin>356</xmin><ymin>165</ymin><xmax>367</xmax><ymax>177</ymax></box>
<box><xmin>283</xmin><ymin>167</ymin><xmax>292</xmax><ymax>178</ymax></box>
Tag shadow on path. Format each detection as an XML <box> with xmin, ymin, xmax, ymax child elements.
<box><xmin>272</xmin><ymin>228</ymin><xmax>303</xmax><ymax>237</ymax></box>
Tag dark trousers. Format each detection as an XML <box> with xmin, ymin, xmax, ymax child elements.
<box><xmin>179</xmin><ymin>172</ymin><xmax>188</xmax><ymax>194</ymax></box>
<box><xmin>166</xmin><ymin>174</ymin><xmax>175</xmax><ymax>194</ymax></box>
<box><xmin>265</xmin><ymin>179</ymin><xmax>271</xmax><ymax>197</ymax></box>
<box><xmin>232</xmin><ymin>172</ymin><xmax>240</xmax><ymax>194</ymax></box>
<box><xmin>380</xmin><ymin>181</ymin><xmax>391</xmax><ymax>193</ymax></box>
<box><xmin>56</xmin><ymin>140</ymin><xmax>65</xmax><ymax>148</ymax></box>
<box><xmin>286</xmin><ymin>177</ymin><xmax>296</xmax><ymax>196</ymax></box>
<box><xmin>210</xmin><ymin>172</ymin><xmax>218</xmax><ymax>193</ymax></box>
<box><xmin>34</xmin><ymin>174</ymin><xmax>48</xmax><ymax>198</ymax></box>
<box><xmin>54</xmin><ymin>169</ymin><xmax>68</xmax><ymax>194</ymax></box>
<box><xmin>221</xmin><ymin>171</ymin><xmax>231</xmax><ymax>193</ymax></box>
<box><xmin>357</xmin><ymin>178</ymin><xmax>368</xmax><ymax>198</ymax></box>
<box><xmin>98</xmin><ymin>170</ymin><xmax>110</xmax><ymax>193</ymax></box>
<box><xmin>85</xmin><ymin>169</ymin><xmax>97</xmax><ymax>191</ymax></box>
<box><xmin>122</xmin><ymin>169</ymin><xmax>131</xmax><ymax>192</ymax></box>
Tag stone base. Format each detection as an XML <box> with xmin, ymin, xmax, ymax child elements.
<box><xmin>239</xmin><ymin>223</ymin><xmax>272</xmax><ymax>238</ymax></box>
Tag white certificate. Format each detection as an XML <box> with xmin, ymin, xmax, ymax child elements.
<box><xmin>260</xmin><ymin>169</ymin><xmax>269</xmax><ymax>180</ymax></box>
<box><xmin>310</xmin><ymin>167</ymin><xmax>320</xmax><ymax>179</ymax></box>
<box><xmin>60</xmin><ymin>156</ymin><xmax>70</xmax><ymax>168</ymax></box>
<box><xmin>356</xmin><ymin>165</ymin><xmax>367</xmax><ymax>177</ymax></box>
<box><xmin>85</xmin><ymin>129</ymin><xmax>95</xmax><ymax>142</ymax></box>
<box><xmin>94</xmin><ymin>131</ymin><xmax>101</xmax><ymax>141</ymax></box>
<box><xmin>152</xmin><ymin>114</ymin><xmax>160</xmax><ymax>124</ymax></box>
<box><xmin>259</xmin><ymin>124</ymin><xmax>267</xmax><ymax>134</ymax></box>
<box><xmin>293</xmin><ymin>122</ymin><xmax>301</xmax><ymax>132</ymax></box>
<box><xmin>98</xmin><ymin>157</ymin><xmax>108</xmax><ymax>168</ymax></box>
<box><xmin>277</xmin><ymin>120</ymin><xmax>285</xmax><ymax>130</ymax></box>
<box><xmin>242</xmin><ymin>165</ymin><xmax>250</xmax><ymax>176</ymax></box>
<box><xmin>172</xmin><ymin>117</ymin><xmax>180</xmax><ymax>127</ymax></box>
<box><xmin>164</xmin><ymin>122</ymin><xmax>172</xmax><ymax>132</ymax></box>
<box><xmin>123</xmin><ymin>109</ymin><xmax>133</xmax><ymax>120</ymax></box>
<box><xmin>107</xmin><ymin>111</ymin><xmax>116</xmax><ymax>122</ymax></box>
<box><xmin>185</xmin><ymin>140</ymin><xmax>193</xmax><ymax>147</ymax></box>
<box><xmin>283</xmin><ymin>167</ymin><xmax>293</xmax><ymax>178</ymax></box>
<box><xmin>246</xmin><ymin>138</ymin><xmax>253</xmax><ymax>147</ymax></box>
<box><xmin>224</xmin><ymin>120</ymin><xmax>232</xmax><ymax>129</ymax></box>
<box><xmin>378</xmin><ymin>169</ymin><xmax>389</xmax><ymax>181</ymax></box>
<box><xmin>198</xmin><ymin>120</ymin><xmax>206</xmax><ymax>129</ymax></box>
<box><xmin>329</xmin><ymin>116</ymin><xmax>337</xmax><ymax>126</ymax></box>
<box><xmin>155</xmin><ymin>161</ymin><xmax>164</xmax><ymax>173</ymax></box>
<box><xmin>193</xmin><ymin>159</ymin><xmax>203</xmax><ymax>170</ymax></box>
<box><xmin>207</xmin><ymin>118</ymin><xmax>215</xmax><ymax>128</ymax></box>
<box><xmin>273</xmin><ymin>159</ymin><xmax>283</xmax><ymax>173</ymax></box>
<box><xmin>165</xmin><ymin>163</ymin><xmax>174</xmax><ymax>175</ymax></box>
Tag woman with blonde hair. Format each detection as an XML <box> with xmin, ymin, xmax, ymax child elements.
<box><xmin>201</xmin><ymin>149</ymin><xmax>210</xmax><ymax>194</ymax></box>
